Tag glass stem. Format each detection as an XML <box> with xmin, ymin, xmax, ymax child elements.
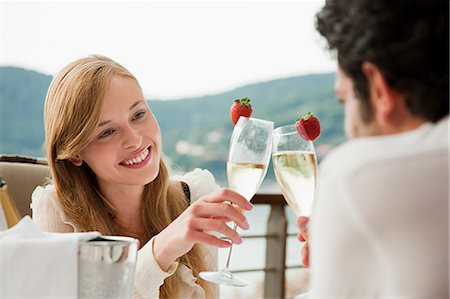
<box><xmin>223</xmin><ymin>222</ymin><xmax>238</xmax><ymax>271</ymax></box>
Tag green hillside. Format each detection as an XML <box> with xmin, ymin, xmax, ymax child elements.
<box><xmin>0</xmin><ymin>67</ymin><xmax>52</xmax><ymax>155</ymax></box>
<box><xmin>0</xmin><ymin>66</ymin><xmax>345</xmax><ymax>186</ymax></box>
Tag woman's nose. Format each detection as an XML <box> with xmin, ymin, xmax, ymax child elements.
<box><xmin>122</xmin><ymin>126</ymin><xmax>142</xmax><ymax>150</ymax></box>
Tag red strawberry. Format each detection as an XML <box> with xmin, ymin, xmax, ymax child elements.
<box><xmin>230</xmin><ymin>97</ymin><xmax>253</xmax><ymax>125</ymax></box>
<box><xmin>296</xmin><ymin>112</ymin><xmax>321</xmax><ymax>141</ymax></box>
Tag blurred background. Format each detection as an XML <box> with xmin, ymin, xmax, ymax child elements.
<box><xmin>1</xmin><ymin>1</ymin><xmax>345</xmax><ymax>298</ymax></box>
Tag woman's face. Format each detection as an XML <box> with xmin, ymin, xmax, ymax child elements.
<box><xmin>78</xmin><ymin>75</ymin><xmax>161</xmax><ymax>189</ymax></box>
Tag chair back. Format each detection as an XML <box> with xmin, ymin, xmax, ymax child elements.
<box><xmin>0</xmin><ymin>155</ymin><xmax>51</xmax><ymax>217</ymax></box>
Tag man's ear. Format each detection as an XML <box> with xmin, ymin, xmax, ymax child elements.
<box><xmin>69</xmin><ymin>155</ymin><xmax>83</xmax><ymax>166</ymax></box>
<box><xmin>361</xmin><ymin>62</ymin><xmax>397</xmax><ymax>126</ymax></box>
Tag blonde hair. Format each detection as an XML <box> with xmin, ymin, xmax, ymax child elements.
<box><xmin>44</xmin><ymin>55</ymin><xmax>212</xmax><ymax>298</ymax></box>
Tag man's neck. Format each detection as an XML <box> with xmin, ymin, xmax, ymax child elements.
<box><xmin>354</xmin><ymin>113</ymin><xmax>427</xmax><ymax>138</ymax></box>
<box><xmin>382</xmin><ymin>113</ymin><xmax>427</xmax><ymax>135</ymax></box>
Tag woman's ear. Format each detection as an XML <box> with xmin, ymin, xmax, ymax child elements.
<box><xmin>69</xmin><ymin>155</ymin><xmax>83</xmax><ymax>166</ymax></box>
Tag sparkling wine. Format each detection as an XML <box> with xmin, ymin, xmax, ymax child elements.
<box><xmin>272</xmin><ymin>150</ymin><xmax>317</xmax><ymax>216</ymax></box>
<box><xmin>227</xmin><ymin>162</ymin><xmax>267</xmax><ymax>201</ymax></box>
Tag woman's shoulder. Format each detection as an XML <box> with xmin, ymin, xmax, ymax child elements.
<box><xmin>31</xmin><ymin>184</ymin><xmax>77</xmax><ymax>232</ymax></box>
<box><xmin>31</xmin><ymin>184</ymin><xmax>57</xmax><ymax>208</ymax></box>
<box><xmin>174</xmin><ymin>169</ymin><xmax>221</xmax><ymax>203</ymax></box>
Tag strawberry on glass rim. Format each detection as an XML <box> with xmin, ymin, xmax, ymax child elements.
<box><xmin>230</xmin><ymin>97</ymin><xmax>253</xmax><ymax>125</ymax></box>
<box><xmin>295</xmin><ymin>112</ymin><xmax>321</xmax><ymax>141</ymax></box>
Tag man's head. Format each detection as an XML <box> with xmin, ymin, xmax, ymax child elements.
<box><xmin>316</xmin><ymin>0</ymin><xmax>449</xmax><ymax>138</ymax></box>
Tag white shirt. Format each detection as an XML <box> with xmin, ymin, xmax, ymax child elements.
<box><xmin>309</xmin><ymin>116</ymin><xmax>449</xmax><ymax>298</ymax></box>
<box><xmin>31</xmin><ymin>168</ymin><xmax>220</xmax><ymax>299</ymax></box>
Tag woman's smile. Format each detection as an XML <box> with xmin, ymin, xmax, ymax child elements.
<box><xmin>120</xmin><ymin>146</ymin><xmax>152</xmax><ymax>169</ymax></box>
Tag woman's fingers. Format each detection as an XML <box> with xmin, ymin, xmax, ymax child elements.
<box><xmin>190</xmin><ymin>202</ymin><xmax>249</xmax><ymax>230</ymax></box>
<box><xmin>202</xmin><ymin>188</ymin><xmax>253</xmax><ymax>212</ymax></box>
<box><xmin>210</xmin><ymin>216</ymin><xmax>232</xmax><ymax>222</ymax></box>
<box><xmin>153</xmin><ymin>189</ymin><xmax>253</xmax><ymax>268</ymax></box>
<box><xmin>188</xmin><ymin>231</ymin><xmax>233</xmax><ymax>248</ymax></box>
<box><xmin>190</xmin><ymin>218</ymin><xmax>243</xmax><ymax>245</ymax></box>
<box><xmin>192</xmin><ymin>188</ymin><xmax>253</xmax><ymax>230</ymax></box>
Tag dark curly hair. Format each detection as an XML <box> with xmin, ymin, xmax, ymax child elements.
<box><xmin>316</xmin><ymin>0</ymin><xmax>449</xmax><ymax>123</ymax></box>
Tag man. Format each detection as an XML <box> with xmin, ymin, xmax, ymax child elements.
<box><xmin>298</xmin><ymin>0</ymin><xmax>449</xmax><ymax>297</ymax></box>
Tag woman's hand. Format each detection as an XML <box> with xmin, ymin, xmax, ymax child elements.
<box><xmin>153</xmin><ymin>188</ymin><xmax>252</xmax><ymax>271</ymax></box>
<box><xmin>296</xmin><ymin>216</ymin><xmax>310</xmax><ymax>267</ymax></box>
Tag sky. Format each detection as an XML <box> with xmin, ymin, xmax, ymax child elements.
<box><xmin>1</xmin><ymin>0</ymin><xmax>335</xmax><ymax>100</ymax></box>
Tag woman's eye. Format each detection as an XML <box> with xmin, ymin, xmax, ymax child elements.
<box><xmin>132</xmin><ymin>110</ymin><xmax>146</xmax><ymax>121</ymax></box>
<box><xmin>99</xmin><ymin>129</ymin><xmax>114</xmax><ymax>139</ymax></box>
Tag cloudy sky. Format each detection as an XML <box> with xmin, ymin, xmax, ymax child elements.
<box><xmin>1</xmin><ymin>0</ymin><xmax>335</xmax><ymax>99</ymax></box>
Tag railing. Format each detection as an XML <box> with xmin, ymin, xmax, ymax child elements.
<box><xmin>234</xmin><ymin>193</ymin><xmax>304</xmax><ymax>299</ymax></box>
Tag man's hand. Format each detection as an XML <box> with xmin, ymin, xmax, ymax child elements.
<box><xmin>296</xmin><ymin>216</ymin><xmax>310</xmax><ymax>267</ymax></box>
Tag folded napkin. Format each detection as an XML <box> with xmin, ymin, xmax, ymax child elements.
<box><xmin>0</xmin><ymin>216</ymin><xmax>100</xmax><ymax>298</ymax></box>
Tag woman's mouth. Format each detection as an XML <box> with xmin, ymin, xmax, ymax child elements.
<box><xmin>120</xmin><ymin>147</ymin><xmax>151</xmax><ymax>168</ymax></box>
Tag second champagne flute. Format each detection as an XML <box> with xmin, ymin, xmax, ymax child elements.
<box><xmin>199</xmin><ymin>116</ymin><xmax>274</xmax><ymax>286</ymax></box>
<box><xmin>272</xmin><ymin>124</ymin><xmax>318</xmax><ymax>217</ymax></box>
<box><xmin>272</xmin><ymin>124</ymin><xmax>318</xmax><ymax>298</ymax></box>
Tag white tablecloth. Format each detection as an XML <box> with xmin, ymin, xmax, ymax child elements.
<box><xmin>0</xmin><ymin>216</ymin><xmax>100</xmax><ymax>298</ymax></box>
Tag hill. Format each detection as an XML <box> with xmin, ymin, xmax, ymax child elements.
<box><xmin>0</xmin><ymin>66</ymin><xmax>345</xmax><ymax>186</ymax></box>
<box><xmin>0</xmin><ymin>67</ymin><xmax>52</xmax><ymax>155</ymax></box>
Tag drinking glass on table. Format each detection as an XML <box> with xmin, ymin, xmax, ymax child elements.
<box><xmin>199</xmin><ymin>116</ymin><xmax>274</xmax><ymax>287</ymax></box>
<box><xmin>272</xmin><ymin>124</ymin><xmax>318</xmax><ymax>217</ymax></box>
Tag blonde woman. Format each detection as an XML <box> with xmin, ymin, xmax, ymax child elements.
<box><xmin>31</xmin><ymin>55</ymin><xmax>252</xmax><ymax>299</ymax></box>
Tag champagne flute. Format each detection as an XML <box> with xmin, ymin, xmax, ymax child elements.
<box><xmin>272</xmin><ymin>124</ymin><xmax>318</xmax><ymax>298</ymax></box>
<box><xmin>199</xmin><ymin>116</ymin><xmax>274</xmax><ymax>286</ymax></box>
<box><xmin>272</xmin><ymin>124</ymin><xmax>318</xmax><ymax>218</ymax></box>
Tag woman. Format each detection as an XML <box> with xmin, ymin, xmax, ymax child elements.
<box><xmin>31</xmin><ymin>55</ymin><xmax>252</xmax><ymax>298</ymax></box>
